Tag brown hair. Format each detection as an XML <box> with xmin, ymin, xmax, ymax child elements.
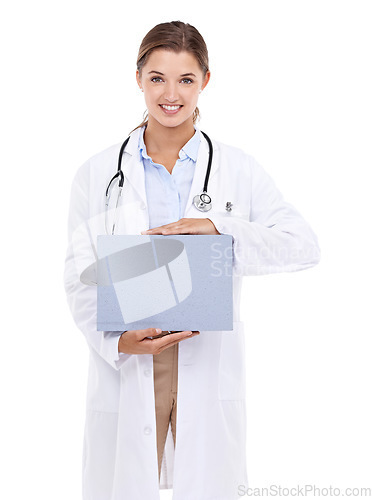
<box><xmin>132</xmin><ymin>21</ymin><xmax>209</xmax><ymax>131</ymax></box>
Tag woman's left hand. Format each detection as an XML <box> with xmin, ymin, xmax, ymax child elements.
<box><xmin>141</xmin><ymin>218</ymin><xmax>220</xmax><ymax>235</ymax></box>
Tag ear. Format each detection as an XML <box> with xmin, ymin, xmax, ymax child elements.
<box><xmin>136</xmin><ymin>69</ymin><xmax>142</xmax><ymax>90</ymax></box>
<box><xmin>201</xmin><ymin>70</ymin><xmax>211</xmax><ymax>91</ymax></box>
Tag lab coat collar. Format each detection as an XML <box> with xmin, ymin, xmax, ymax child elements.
<box><xmin>138</xmin><ymin>126</ymin><xmax>201</xmax><ymax>163</ymax></box>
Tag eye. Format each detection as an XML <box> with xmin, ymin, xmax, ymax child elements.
<box><xmin>181</xmin><ymin>78</ymin><xmax>193</xmax><ymax>84</ymax></box>
<box><xmin>150</xmin><ymin>76</ymin><xmax>163</xmax><ymax>83</ymax></box>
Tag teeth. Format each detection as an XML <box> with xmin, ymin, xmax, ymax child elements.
<box><xmin>161</xmin><ymin>105</ymin><xmax>181</xmax><ymax>111</ymax></box>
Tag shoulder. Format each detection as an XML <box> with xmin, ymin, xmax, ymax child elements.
<box><xmin>205</xmin><ymin>135</ymin><xmax>279</xmax><ymax>193</ymax></box>
<box><xmin>72</xmin><ymin>142</ymin><xmax>122</xmax><ymax>185</ymax></box>
<box><xmin>208</xmin><ymin>135</ymin><xmax>260</xmax><ymax>174</ymax></box>
<box><xmin>203</xmin><ymin>132</ymin><xmax>255</xmax><ymax>161</ymax></box>
<box><xmin>84</xmin><ymin>142</ymin><xmax>122</xmax><ymax>169</ymax></box>
<box><xmin>74</xmin><ymin>127</ymin><xmax>142</xmax><ymax>179</ymax></box>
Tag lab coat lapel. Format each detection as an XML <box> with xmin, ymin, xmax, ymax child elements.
<box><xmin>121</xmin><ymin>128</ymin><xmax>147</xmax><ymax>207</ymax></box>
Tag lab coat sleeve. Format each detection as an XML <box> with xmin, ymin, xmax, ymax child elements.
<box><xmin>208</xmin><ymin>155</ymin><xmax>320</xmax><ymax>275</ymax></box>
<box><xmin>64</xmin><ymin>162</ymin><xmax>131</xmax><ymax>370</ymax></box>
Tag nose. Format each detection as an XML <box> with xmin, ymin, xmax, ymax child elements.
<box><xmin>163</xmin><ymin>82</ymin><xmax>179</xmax><ymax>103</ymax></box>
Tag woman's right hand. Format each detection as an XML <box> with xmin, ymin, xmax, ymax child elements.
<box><xmin>118</xmin><ymin>328</ymin><xmax>200</xmax><ymax>355</ymax></box>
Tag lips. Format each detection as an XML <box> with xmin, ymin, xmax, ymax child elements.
<box><xmin>159</xmin><ymin>104</ymin><xmax>183</xmax><ymax>114</ymax></box>
<box><xmin>160</xmin><ymin>104</ymin><xmax>182</xmax><ymax>111</ymax></box>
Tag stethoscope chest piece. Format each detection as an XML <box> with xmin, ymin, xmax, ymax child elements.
<box><xmin>193</xmin><ymin>192</ymin><xmax>212</xmax><ymax>212</ymax></box>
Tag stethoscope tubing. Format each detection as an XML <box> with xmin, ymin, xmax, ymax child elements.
<box><xmin>105</xmin><ymin>130</ymin><xmax>213</xmax><ymax>234</ymax></box>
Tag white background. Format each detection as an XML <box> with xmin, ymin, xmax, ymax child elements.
<box><xmin>1</xmin><ymin>0</ymin><xmax>371</xmax><ymax>498</ymax></box>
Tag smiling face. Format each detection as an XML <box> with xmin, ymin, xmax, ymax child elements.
<box><xmin>136</xmin><ymin>49</ymin><xmax>210</xmax><ymax>131</ymax></box>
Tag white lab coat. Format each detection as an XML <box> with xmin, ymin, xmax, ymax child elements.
<box><xmin>64</xmin><ymin>127</ymin><xmax>320</xmax><ymax>500</ymax></box>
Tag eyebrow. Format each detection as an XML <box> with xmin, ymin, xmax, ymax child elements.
<box><xmin>147</xmin><ymin>70</ymin><xmax>197</xmax><ymax>77</ymax></box>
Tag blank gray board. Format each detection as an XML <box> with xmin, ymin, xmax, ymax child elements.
<box><xmin>96</xmin><ymin>234</ymin><xmax>233</xmax><ymax>331</ymax></box>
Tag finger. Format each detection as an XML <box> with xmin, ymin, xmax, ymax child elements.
<box><xmin>141</xmin><ymin>219</ymin><xmax>191</xmax><ymax>234</ymax></box>
<box><xmin>141</xmin><ymin>223</ymin><xmax>184</xmax><ymax>235</ymax></box>
<box><xmin>153</xmin><ymin>330</ymin><xmax>192</xmax><ymax>347</ymax></box>
<box><xmin>160</xmin><ymin>221</ymin><xmax>191</xmax><ymax>235</ymax></box>
<box><xmin>141</xmin><ymin>222</ymin><xmax>177</xmax><ymax>233</ymax></box>
<box><xmin>159</xmin><ymin>219</ymin><xmax>203</xmax><ymax>235</ymax></box>
<box><xmin>141</xmin><ymin>227</ymin><xmax>163</xmax><ymax>234</ymax></box>
<box><xmin>137</xmin><ymin>327</ymin><xmax>163</xmax><ymax>340</ymax></box>
<box><xmin>153</xmin><ymin>331</ymin><xmax>200</xmax><ymax>352</ymax></box>
<box><xmin>157</xmin><ymin>332</ymin><xmax>200</xmax><ymax>353</ymax></box>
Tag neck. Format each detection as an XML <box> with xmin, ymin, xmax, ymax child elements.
<box><xmin>144</xmin><ymin>117</ymin><xmax>196</xmax><ymax>155</ymax></box>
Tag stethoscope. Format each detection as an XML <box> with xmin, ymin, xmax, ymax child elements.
<box><xmin>105</xmin><ymin>131</ymin><xmax>214</xmax><ymax>235</ymax></box>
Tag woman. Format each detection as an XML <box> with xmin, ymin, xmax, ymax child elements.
<box><xmin>64</xmin><ymin>21</ymin><xmax>320</xmax><ymax>500</ymax></box>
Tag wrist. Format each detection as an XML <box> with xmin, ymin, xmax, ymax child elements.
<box><xmin>206</xmin><ymin>218</ymin><xmax>221</xmax><ymax>235</ymax></box>
<box><xmin>118</xmin><ymin>331</ymin><xmax>127</xmax><ymax>353</ymax></box>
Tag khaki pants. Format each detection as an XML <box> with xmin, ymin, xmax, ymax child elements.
<box><xmin>153</xmin><ymin>342</ymin><xmax>179</xmax><ymax>480</ymax></box>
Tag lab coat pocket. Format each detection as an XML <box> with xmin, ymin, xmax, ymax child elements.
<box><xmin>218</xmin><ymin>321</ymin><xmax>246</xmax><ymax>400</ymax></box>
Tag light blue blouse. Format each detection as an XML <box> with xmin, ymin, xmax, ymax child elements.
<box><xmin>138</xmin><ymin>126</ymin><xmax>201</xmax><ymax>230</ymax></box>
